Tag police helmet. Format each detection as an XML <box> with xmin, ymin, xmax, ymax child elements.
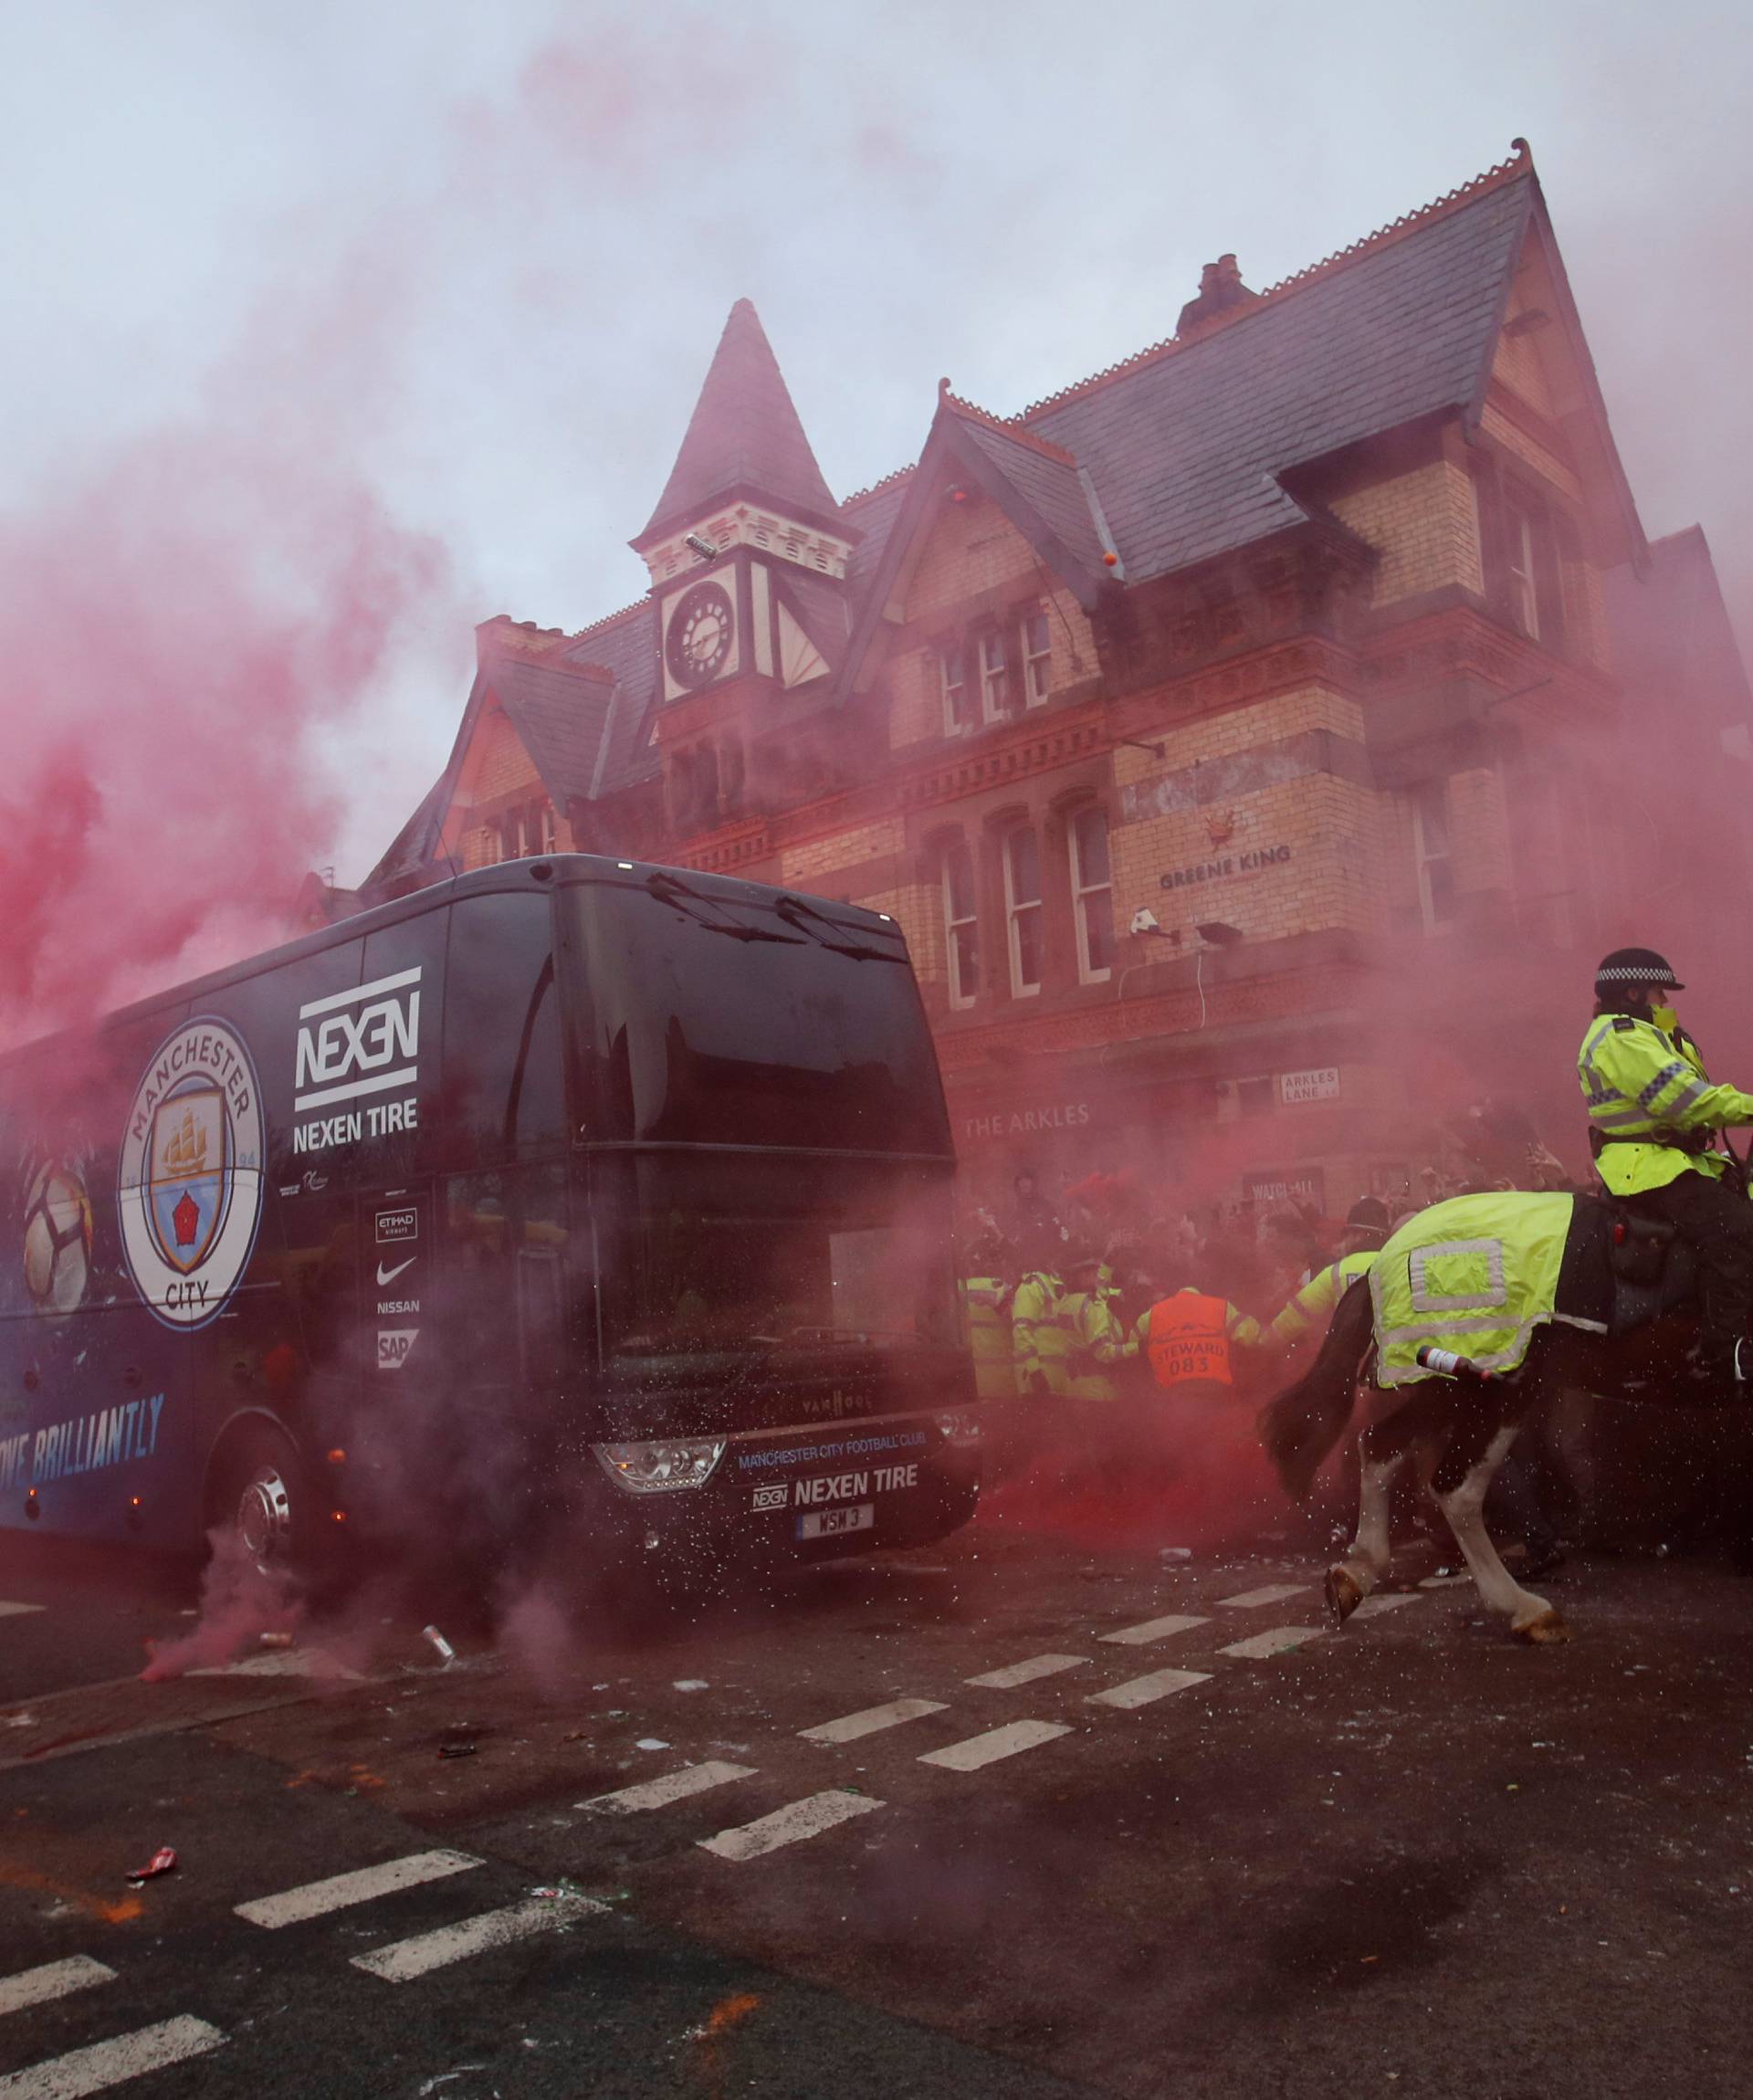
<box><xmin>1594</xmin><ymin>947</ymin><xmax>1684</xmax><ymax>1000</ymax></box>
<box><xmin>1344</xmin><ymin>1196</ymin><xmax>1391</xmax><ymax>1239</ymax></box>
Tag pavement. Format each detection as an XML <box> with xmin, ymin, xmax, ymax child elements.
<box><xmin>2</xmin><ymin>1511</ymin><xmax>1752</xmax><ymax>2099</ymax></box>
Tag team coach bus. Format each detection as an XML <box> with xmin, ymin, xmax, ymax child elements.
<box><xmin>0</xmin><ymin>856</ymin><xmax>980</xmax><ymax>1583</ymax></box>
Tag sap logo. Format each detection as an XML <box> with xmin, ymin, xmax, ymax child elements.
<box><xmin>377</xmin><ymin>1328</ymin><xmax>418</xmax><ymax>1371</ymax></box>
<box><xmin>296</xmin><ymin>968</ymin><xmax>422</xmax><ymax>1113</ymax></box>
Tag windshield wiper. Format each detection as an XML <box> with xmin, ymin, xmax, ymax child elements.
<box><xmin>772</xmin><ymin>895</ymin><xmax>902</xmax><ymax>962</ymax></box>
<box><xmin>646</xmin><ymin>871</ymin><xmax>803</xmax><ymax>944</ymax></box>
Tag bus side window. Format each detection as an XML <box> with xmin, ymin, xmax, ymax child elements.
<box><xmin>442</xmin><ymin>1161</ymin><xmax>568</xmax><ymax>1399</ymax></box>
<box><xmin>441</xmin><ymin>893</ymin><xmax>566</xmax><ymax>1168</ymax></box>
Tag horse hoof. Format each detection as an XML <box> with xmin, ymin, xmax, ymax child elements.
<box><xmin>1513</xmin><ymin>1608</ymin><xmax>1571</xmax><ymax>1645</ymax></box>
<box><xmin>1324</xmin><ymin>1566</ymin><xmax>1363</xmax><ymax>1627</ymax></box>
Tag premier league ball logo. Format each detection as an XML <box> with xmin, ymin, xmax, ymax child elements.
<box><xmin>119</xmin><ymin>1018</ymin><xmax>264</xmax><ymax>1329</ymax></box>
<box><xmin>22</xmin><ymin>1162</ymin><xmax>94</xmax><ymax>1315</ymax></box>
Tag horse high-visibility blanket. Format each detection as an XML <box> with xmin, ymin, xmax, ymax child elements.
<box><xmin>1369</xmin><ymin>1191</ymin><xmax>1574</xmax><ymax>1387</ymax></box>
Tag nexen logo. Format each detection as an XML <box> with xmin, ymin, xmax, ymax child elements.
<box><xmin>295</xmin><ymin>968</ymin><xmax>422</xmax><ymax>1112</ymax></box>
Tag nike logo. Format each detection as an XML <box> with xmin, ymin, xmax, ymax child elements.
<box><xmin>376</xmin><ymin>1256</ymin><xmax>416</xmax><ymax>1286</ymax></box>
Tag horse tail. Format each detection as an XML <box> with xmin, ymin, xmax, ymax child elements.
<box><xmin>1258</xmin><ymin>1276</ymin><xmax>1377</xmax><ymax>1502</ymax></box>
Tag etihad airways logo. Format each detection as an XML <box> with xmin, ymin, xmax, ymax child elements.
<box><xmin>291</xmin><ymin>969</ymin><xmax>423</xmax><ymax>1155</ymax></box>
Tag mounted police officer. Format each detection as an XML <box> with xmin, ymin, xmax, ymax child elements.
<box><xmin>1580</xmin><ymin>946</ymin><xmax>1753</xmax><ymax>1387</ymax></box>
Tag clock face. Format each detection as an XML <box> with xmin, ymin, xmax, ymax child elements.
<box><xmin>666</xmin><ymin>580</ymin><xmax>736</xmax><ymax>690</ymax></box>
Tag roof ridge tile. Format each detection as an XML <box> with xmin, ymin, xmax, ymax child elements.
<box><xmin>1014</xmin><ymin>140</ymin><xmax>1534</xmax><ymax>423</ymax></box>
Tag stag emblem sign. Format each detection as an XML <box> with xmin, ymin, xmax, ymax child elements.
<box><xmin>120</xmin><ymin>1017</ymin><xmax>264</xmax><ymax>1328</ymax></box>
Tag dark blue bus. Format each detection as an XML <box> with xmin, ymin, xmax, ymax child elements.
<box><xmin>0</xmin><ymin>856</ymin><xmax>979</xmax><ymax>1581</ymax></box>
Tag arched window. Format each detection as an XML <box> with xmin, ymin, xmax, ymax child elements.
<box><xmin>1002</xmin><ymin>825</ymin><xmax>1044</xmax><ymax>997</ymax></box>
<box><xmin>1068</xmin><ymin>805</ymin><xmax>1114</xmax><ymax>983</ymax></box>
<box><xmin>941</xmin><ymin>836</ymin><xmax>981</xmax><ymax>1009</ymax></box>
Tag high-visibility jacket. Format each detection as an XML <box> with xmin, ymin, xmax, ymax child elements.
<box><xmin>1578</xmin><ymin>1011</ymin><xmax>1753</xmax><ymax>1195</ymax></box>
<box><xmin>1134</xmin><ymin>1288</ymin><xmax>1262</xmax><ymax>1391</ymax></box>
<box><xmin>960</xmin><ymin>1276</ymin><xmax>1018</xmax><ymax>1401</ymax></box>
<box><xmin>1011</xmin><ymin>1270</ymin><xmax>1069</xmax><ymax>1395</ymax></box>
<box><xmin>1269</xmin><ymin>1250</ymin><xmax>1378</xmax><ymax>1348</ymax></box>
<box><xmin>1050</xmin><ymin>1277</ymin><xmax>1138</xmax><ymax>1402</ymax></box>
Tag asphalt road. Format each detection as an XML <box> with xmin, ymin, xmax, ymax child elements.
<box><xmin>3</xmin><ymin>1512</ymin><xmax>1751</xmax><ymax>2100</ymax></box>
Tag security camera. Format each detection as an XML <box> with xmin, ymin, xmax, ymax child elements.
<box><xmin>1129</xmin><ymin>908</ymin><xmax>1162</xmax><ymax>937</ymax></box>
<box><xmin>684</xmin><ymin>533</ymin><xmax>719</xmax><ymax>561</ymax></box>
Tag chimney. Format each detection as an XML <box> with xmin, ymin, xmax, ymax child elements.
<box><xmin>1176</xmin><ymin>254</ymin><xmax>1258</xmax><ymax>341</ymax></box>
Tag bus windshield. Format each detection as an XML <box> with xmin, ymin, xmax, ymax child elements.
<box><xmin>568</xmin><ymin>877</ymin><xmax>951</xmax><ymax>1155</ymax></box>
<box><xmin>593</xmin><ymin>1151</ymin><xmax>959</xmax><ymax>1362</ymax></box>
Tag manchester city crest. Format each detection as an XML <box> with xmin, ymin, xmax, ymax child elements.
<box><xmin>119</xmin><ymin>1018</ymin><xmax>264</xmax><ymax>1329</ymax></box>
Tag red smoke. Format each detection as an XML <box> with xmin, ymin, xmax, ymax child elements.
<box><xmin>0</xmin><ymin>409</ymin><xmax>448</xmax><ymax>1045</ymax></box>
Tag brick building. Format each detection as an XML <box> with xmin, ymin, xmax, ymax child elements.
<box><xmin>367</xmin><ymin>141</ymin><xmax>1753</xmax><ymax>1227</ymax></box>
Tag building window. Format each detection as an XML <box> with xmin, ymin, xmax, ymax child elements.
<box><xmin>1507</xmin><ymin>505</ymin><xmax>1540</xmax><ymax>639</ymax></box>
<box><xmin>940</xmin><ymin>646</ymin><xmax>972</xmax><ymax>735</ymax></box>
<box><xmin>1023</xmin><ymin>610</ymin><xmax>1052</xmax><ymax>707</ymax></box>
<box><xmin>1002</xmin><ymin>826</ymin><xmax>1044</xmax><ymax>997</ymax></box>
<box><xmin>1068</xmin><ymin>805</ymin><xmax>1114</xmax><ymax>983</ymax></box>
<box><xmin>942</xmin><ymin>838</ymin><xmax>981</xmax><ymax>1009</ymax></box>
<box><xmin>979</xmin><ymin>630</ymin><xmax>1013</xmax><ymax>723</ymax></box>
<box><xmin>1412</xmin><ymin>782</ymin><xmax>1456</xmax><ymax>931</ymax></box>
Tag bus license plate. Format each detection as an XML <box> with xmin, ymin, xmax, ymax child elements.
<box><xmin>798</xmin><ymin>1503</ymin><xmax>874</xmax><ymax>1541</ymax></box>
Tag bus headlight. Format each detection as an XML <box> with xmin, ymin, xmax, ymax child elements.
<box><xmin>592</xmin><ymin>1437</ymin><xmax>728</xmax><ymax>1494</ymax></box>
<box><xmin>935</xmin><ymin>1408</ymin><xmax>982</xmax><ymax>1449</ymax></box>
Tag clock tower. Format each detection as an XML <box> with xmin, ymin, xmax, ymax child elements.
<box><xmin>632</xmin><ymin>302</ymin><xmax>857</xmax><ymax>830</ymax></box>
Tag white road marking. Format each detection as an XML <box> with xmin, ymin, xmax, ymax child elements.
<box><xmin>0</xmin><ymin>1603</ymin><xmax>45</xmax><ymax>1620</ymax></box>
<box><xmin>698</xmin><ymin>1790</ymin><xmax>883</xmax><ymax>1861</ymax></box>
<box><xmin>0</xmin><ymin>2015</ymin><xmax>224</xmax><ymax>2096</ymax></box>
<box><xmin>799</xmin><ymin>1697</ymin><xmax>947</xmax><ymax>1745</ymax></box>
<box><xmin>0</xmin><ymin>1957</ymin><xmax>115</xmax><ymax>2019</ymax></box>
<box><xmin>1419</xmin><ymin>1573</ymin><xmax>1473</xmax><ymax>1588</ymax></box>
<box><xmin>1220</xmin><ymin>1626</ymin><xmax>1322</xmax><ymax>1659</ymax></box>
<box><xmin>581</xmin><ymin>1761</ymin><xmax>756</xmax><ymax>1812</ymax></box>
<box><xmin>966</xmin><ymin>1654</ymin><xmax>1089</xmax><ymax>1689</ymax></box>
<box><xmin>1098</xmin><ymin>1613</ymin><xmax>1209</xmax><ymax>1647</ymax></box>
<box><xmin>1217</xmin><ymin>1583</ymin><xmax>1309</xmax><ymax>1609</ymax></box>
<box><xmin>1087</xmin><ymin>1667</ymin><xmax>1212</xmax><ymax>1710</ymax></box>
<box><xmin>1351</xmin><ymin>1592</ymin><xmax>1423</xmax><ymax>1618</ymax></box>
<box><xmin>918</xmin><ymin>1719</ymin><xmax>1071</xmax><ymax>1771</ymax></box>
<box><xmin>351</xmin><ymin>1895</ymin><xmax>602</xmax><ymax>1982</ymax></box>
<box><xmin>235</xmin><ymin>1848</ymin><xmax>483</xmax><ymax>1929</ymax></box>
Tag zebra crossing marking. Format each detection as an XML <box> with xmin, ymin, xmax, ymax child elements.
<box><xmin>1087</xmin><ymin>1667</ymin><xmax>1212</xmax><ymax>1710</ymax></box>
<box><xmin>1219</xmin><ymin>1626</ymin><xmax>1322</xmax><ymax>1660</ymax></box>
<box><xmin>582</xmin><ymin>1761</ymin><xmax>756</xmax><ymax>1812</ymax></box>
<box><xmin>351</xmin><ymin>1895</ymin><xmax>602</xmax><ymax>1982</ymax></box>
<box><xmin>698</xmin><ymin>1789</ymin><xmax>884</xmax><ymax>1862</ymax></box>
<box><xmin>799</xmin><ymin>1698</ymin><xmax>946</xmax><ymax>1745</ymax></box>
<box><xmin>1098</xmin><ymin>1613</ymin><xmax>1209</xmax><ymax>1647</ymax></box>
<box><xmin>0</xmin><ymin>2015</ymin><xmax>223</xmax><ymax>2098</ymax></box>
<box><xmin>918</xmin><ymin>1719</ymin><xmax>1071</xmax><ymax>1771</ymax></box>
<box><xmin>235</xmin><ymin>1849</ymin><xmax>483</xmax><ymax>1928</ymax></box>
<box><xmin>0</xmin><ymin>1956</ymin><xmax>114</xmax><ymax>2020</ymax></box>
<box><xmin>1218</xmin><ymin>1583</ymin><xmax>1309</xmax><ymax>1610</ymax></box>
<box><xmin>965</xmin><ymin>1654</ymin><xmax>1089</xmax><ymax>1689</ymax></box>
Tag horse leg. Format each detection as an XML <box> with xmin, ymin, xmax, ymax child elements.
<box><xmin>1434</xmin><ymin>1423</ymin><xmax>1570</xmax><ymax>1643</ymax></box>
<box><xmin>1325</xmin><ymin>1430</ymin><xmax>1403</xmax><ymax>1626</ymax></box>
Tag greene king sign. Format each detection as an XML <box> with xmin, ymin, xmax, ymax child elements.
<box><xmin>292</xmin><ymin>967</ymin><xmax>423</xmax><ymax>1154</ymax></box>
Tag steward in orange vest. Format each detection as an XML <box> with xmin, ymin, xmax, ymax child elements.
<box><xmin>1133</xmin><ymin>1286</ymin><xmax>1264</xmax><ymax>1399</ymax></box>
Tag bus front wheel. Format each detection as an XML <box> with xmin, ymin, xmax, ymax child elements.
<box><xmin>207</xmin><ymin>1426</ymin><xmax>312</xmax><ymax>1580</ymax></box>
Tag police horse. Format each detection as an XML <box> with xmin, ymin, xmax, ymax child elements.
<box><xmin>1260</xmin><ymin>1188</ymin><xmax>1738</xmax><ymax>1643</ymax></box>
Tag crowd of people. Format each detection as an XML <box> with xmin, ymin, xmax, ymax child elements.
<box><xmin>960</xmin><ymin>1108</ymin><xmax>1584</xmax><ymax>1563</ymax></box>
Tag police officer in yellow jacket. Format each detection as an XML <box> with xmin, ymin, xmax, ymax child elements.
<box><xmin>1266</xmin><ymin>1196</ymin><xmax>1390</xmax><ymax>1350</ymax></box>
<box><xmin>1579</xmin><ymin>946</ymin><xmax>1753</xmax><ymax>1384</ymax></box>
<box><xmin>960</xmin><ymin>1230</ymin><xmax>1019</xmax><ymax>1402</ymax></box>
<box><xmin>1011</xmin><ymin>1239</ymin><xmax>1069</xmax><ymax>1397</ymax></box>
<box><xmin>1052</xmin><ymin>1246</ymin><xmax>1138</xmax><ymax>1402</ymax></box>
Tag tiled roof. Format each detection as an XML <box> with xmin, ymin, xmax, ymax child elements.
<box><xmin>636</xmin><ymin>299</ymin><xmax>843</xmax><ymax>547</ymax></box>
<box><xmin>491</xmin><ymin>656</ymin><xmax>618</xmax><ymax>809</ymax></box>
<box><xmin>946</xmin><ymin>403</ymin><xmax>1113</xmax><ymax>579</ymax></box>
<box><xmin>1025</xmin><ymin>171</ymin><xmax>1533</xmax><ymax>579</ymax></box>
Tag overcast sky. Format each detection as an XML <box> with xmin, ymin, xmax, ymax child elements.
<box><xmin>4</xmin><ymin>0</ymin><xmax>1749</xmax><ymax>886</ymax></box>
